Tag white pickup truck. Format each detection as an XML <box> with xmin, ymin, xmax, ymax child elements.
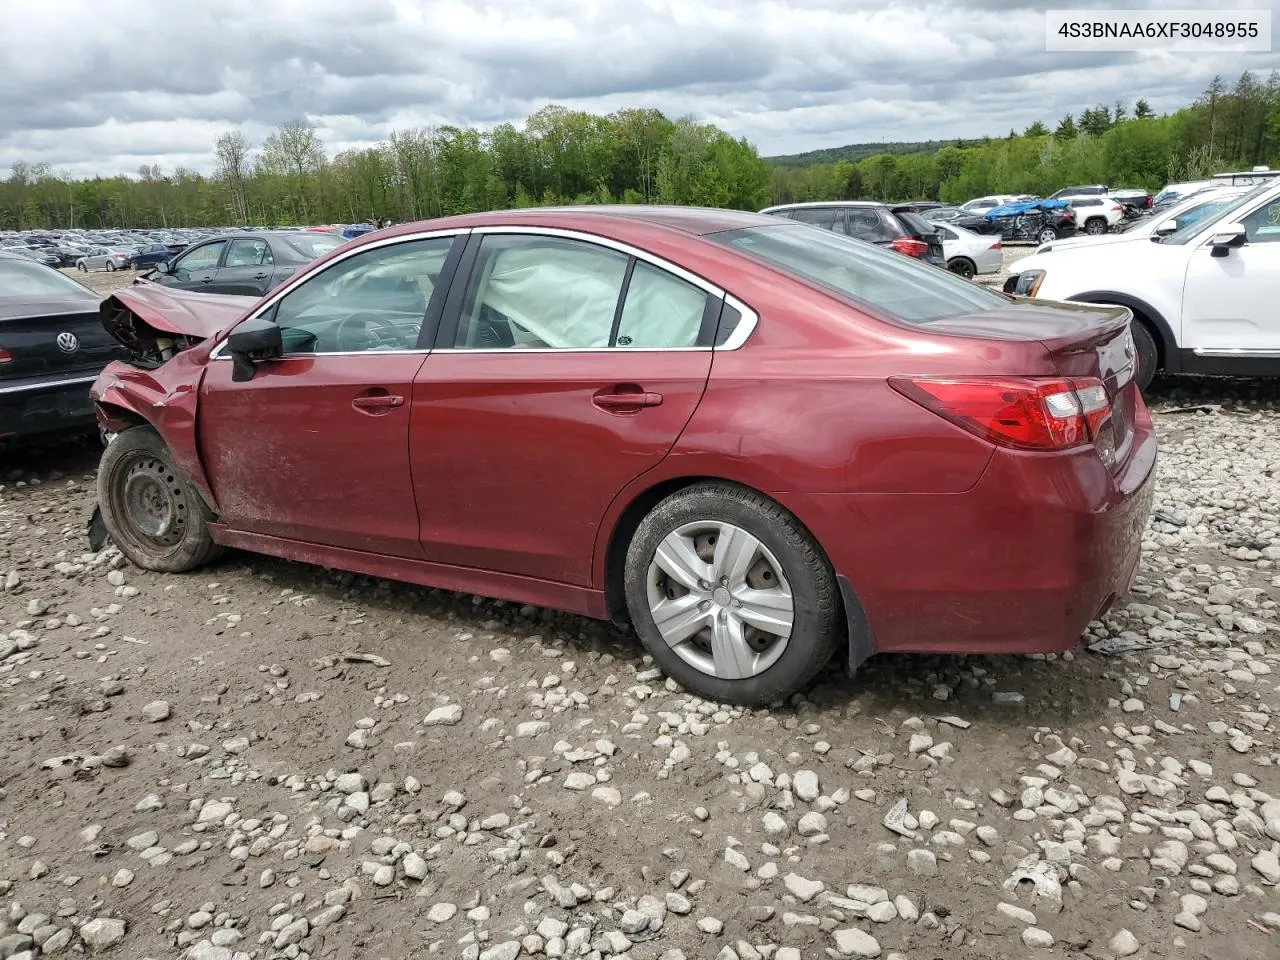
<box><xmin>1005</xmin><ymin>180</ymin><xmax>1280</xmax><ymax>390</ymax></box>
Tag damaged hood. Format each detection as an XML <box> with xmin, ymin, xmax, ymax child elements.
<box><xmin>101</xmin><ymin>283</ymin><xmax>259</xmax><ymax>344</ymax></box>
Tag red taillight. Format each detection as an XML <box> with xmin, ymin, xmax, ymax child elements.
<box><xmin>1144</xmin><ymin>196</ymin><xmax>1153</xmax><ymax>208</ymax></box>
<box><xmin>989</xmin><ymin>240</ymin><xmax>1002</xmax><ymax>250</ymax></box>
<box><xmin>0</xmin><ymin>346</ymin><xmax>11</xmax><ymax>364</ymax></box>
<box><xmin>889</xmin><ymin>376</ymin><xmax>1112</xmax><ymax>452</ymax></box>
<box><xmin>1061</xmin><ymin>211</ymin><xmax>1075</xmax><ymax>222</ymax></box>
<box><xmin>891</xmin><ymin>237</ymin><xmax>929</xmax><ymax>258</ymax></box>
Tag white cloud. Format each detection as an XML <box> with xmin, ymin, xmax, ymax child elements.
<box><xmin>0</xmin><ymin>0</ymin><xmax>1274</xmax><ymax>175</ymax></box>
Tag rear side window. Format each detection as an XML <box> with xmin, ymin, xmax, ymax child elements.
<box><xmin>843</xmin><ymin>208</ymin><xmax>900</xmax><ymax>242</ymax></box>
<box><xmin>708</xmin><ymin>223</ymin><xmax>1007</xmax><ymax>324</ymax></box>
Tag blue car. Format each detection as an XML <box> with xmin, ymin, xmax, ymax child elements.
<box><xmin>127</xmin><ymin>244</ymin><xmax>173</xmax><ymax>268</ymax></box>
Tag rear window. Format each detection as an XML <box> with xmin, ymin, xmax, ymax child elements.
<box><xmin>894</xmin><ymin>211</ymin><xmax>936</xmax><ymax>237</ymax></box>
<box><xmin>707</xmin><ymin>224</ymin><xmax>1007</xmax><ymax>324</ymax></box>
<box><xmin>283</xmin><ymin>234</ymin><xmax>346</xmax><ymax>259</ymax></box>
<box><xmin>0</xmin><ymin>256</ymin><xmax>94</xmax><ymax>298</ymax></box>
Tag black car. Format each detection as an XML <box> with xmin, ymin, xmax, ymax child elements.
<box><xmin>0</xmin><ymin>252</ymin><xmax>127</xmax><ymax>443</ymax></box>
<box><xmin>929</xmin><ymin>204</ymin><xmax>1077</xmax><ymax>244</ymax></box>
<box><xmin>759</xmin><ymin>202</ymin><xmax>946</xmax><ymax>267</ymax></box>
<box><xmin>142</xmin><ymin>230</ymin><xmax>347</xmax><ymax>297</ymax></box>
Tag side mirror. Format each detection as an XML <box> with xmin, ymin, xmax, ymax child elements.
<box><xmin>153</xmin><ymin>259</ymin><xmax>171</xmax><ymax>274</ymax></box>
<box><xmin>1208</xmin><ymin>223</ymin><xmax>1247</xmax><ymax>257</ymax></box>
<box><xmin>1154</xmin><ymin>219</ymin><xmax>1178</xmax><ymax>236</ymax></box>
<box><xmin>226</xmin><ymin>317</ymin><xmax>283</xmax><ymax>382</ymax></box>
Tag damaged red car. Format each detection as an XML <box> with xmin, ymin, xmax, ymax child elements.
<box><xmin>89</xmin><ymin>207</ymin><xmax>1156</xmax><ymax>706</ymax></box>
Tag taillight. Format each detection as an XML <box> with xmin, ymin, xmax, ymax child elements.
<box><xmin>989</xmin><ymin>240</ymin><xmax>1002</xmax><ymax>249</ymax></box>
<box><xmin>891</xmin><ymin>237</ymin><xmax>929</xmax><ymax>257</ymax></box>
<box><xmin>1061</xmin><ymin>211</ymin><xmax>1074</xmax><ymax>222</ymax></box>
<box><xmin>0</xmin><ymin>346</ymin><xmax>11</xmax><ymax>364</ymax></box>
<box><xmin>1144</xmin><ymin>196</ymin><xmax>1153</xmax><ymax>208</ymax></box>
<box><xmin>889</xmin><ymin>376</ymin><xmax>1113</xmax><ymax>452</ymax></box>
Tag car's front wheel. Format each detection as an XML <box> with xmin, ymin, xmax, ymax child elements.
<box><xmin>624</xmin><ymin>482</ymin><xmax>842</xmax><ymax>706</ymax></box>
<box><xmin>77</xmin><ymin>262</ymin><xmax>87</xmax><ymax>272</ymax></box>
<box><xmin>1037</xmin><ymin>227</ymin><xmax>1058</xmax><ymax>244</ymax></box>
<box><xmin>97</xmin><ymin>427</ymin><xmax>223</xmax><ymax>573</ymax></box>
<box><xmin>1084</xmin><ymin>218</ymin><xmax>1108</xmax><ymax>236</ymax></box>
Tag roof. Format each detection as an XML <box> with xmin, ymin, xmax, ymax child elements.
<box><xmin>758</xmin><ymin>201</ymin><xmax>885</xmax><ymax>213</ymax></box>
<box><xmin>392</xmin><ymin>205</ymin><xmax>776</xmax><ymax>238</ymax></box>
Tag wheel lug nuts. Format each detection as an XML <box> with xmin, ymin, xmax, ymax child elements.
<box><xmin>699</xmin><ymin>600</ymin><xmax>711</xmax><ymax>611</ymax></box>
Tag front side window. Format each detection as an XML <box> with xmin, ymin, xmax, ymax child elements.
<box><xmin>708</xmin><ymin>222</ymin><xmax>1006</xmax><ymax>324</ymax></box>
<box><xmin>271</xmin><ymin>236</ymin><xmax>454</xmax><ymax>354</ymax></box>
<box><xmin>225</xmin><ymin>239</ymin><xmax>273</xmax><ymax>267</ymax></box>
<box><xmin>1241</xmin><ymin>198</ymin><xmax>1280</xmax><ymax>243</ymax></box>
<box><xmin>177</xmin><ymin>241</ymin><xmax>226</xmax><ymax>271</ymax></box>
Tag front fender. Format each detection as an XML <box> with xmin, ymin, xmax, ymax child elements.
<box><xmin>91</xmin><ymin>359</ymin><xmax>218</xmax><ymax>511</ymax></box>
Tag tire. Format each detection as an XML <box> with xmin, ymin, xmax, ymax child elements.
<box><xmin>623</xmin><ymin>482</ymin><xmax>842</xmax><ymax>707</ymax></box>
<box><xmin>1037</xmin><ymin>227</ymin><xmax>1058</xmax><ymax>244</ymax></box>
<box><xmin>105</xmin><ymin>261</ymin><xmax>116</xmax><ymax>271</ymax></box>
<box><xmin>947</xmin><ymin>258</ymin><xmax>976</xmax><ymax>279</ymax></box>
<box><xmin>1085</xmin><ymin>218</ymin><xmax>1107</xmax><ymax>236</ymax></box>
<box><xmin>1130</xmin><ymin>319</ymin><xmax>1158</xmax><ymax>392</ymax></box>
<box><xmin>77</xmin><ymin>262</ymin><xmax>87</xmax><ymax>272</ymax></box>
<box><xmin>97</xmin><ymin>426</ymin><xmax>223</xmax><ymax>573</ymax></box>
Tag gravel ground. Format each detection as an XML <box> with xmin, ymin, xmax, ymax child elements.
<box><xmin>0</xmin><ymin>268</ymin><xmax>1273</xmax><ymax>960</ymax></box>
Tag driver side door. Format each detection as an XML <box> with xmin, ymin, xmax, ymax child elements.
<box><xmin>161</xmin><ymin>239</ymin><xmax>227</xmax><ymax>291</ymax></box>
<box><xmin>196</xmin><ymin>232</ymin><xmax>464</xmax><ymax>557</ymax></box>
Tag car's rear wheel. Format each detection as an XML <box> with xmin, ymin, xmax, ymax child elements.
<box><xmin>947</xmin><ymin>257</ymin><xmax>976</xmax><ymax>279</ymax></box>
<box><xmin>105</xmin><ymin>261</ymin><xmax>116</xmax><ymax>271</ymax></box>
<box><xmin>77</xmin><ymin>262</ymin><xmax>87</xmax><ymax>272</ymax></box>
<box><xmin>97</xmin><ymin>427</ymin><xmax>223</xmax><ymax>573</ymax></box>
<box><xmin>1037</xmin><ymin>227</ymin><xmax>1058</xmax><ymax>244</ymax></box>
<box><xmin>623</xmin><ymin>482</ymin><xmax>842</xmax><ymax>706</ymax></box>
<box><xmin>1085</xmin><ymin>218</ymin><xmax>1107</xmax><ymax>236</ymax></box>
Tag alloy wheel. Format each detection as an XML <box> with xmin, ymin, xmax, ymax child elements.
<box><xmin>645</xmin><ymin>520</ymin><xmax>794</xmax><ymax>680</ymax></box>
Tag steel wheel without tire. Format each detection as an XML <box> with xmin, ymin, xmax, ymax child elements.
<box><xmin>1037</xmin><ymin>227</ymin><xmax>1057</xmax><ymax>244</ymax></box>
<box><xmin>947</xmin><ymin>258</ymin><xmax>975</xmax><ymax>279</ymax></box>
<box><xmin>97</xmin><ymin>426</ymin><xmax>223</xmax><ymax>573</ymax></box>
<box><xmin>624</xmin><ymin>482</ymin><xmax>842</xmax><ymax>706</ymax></box>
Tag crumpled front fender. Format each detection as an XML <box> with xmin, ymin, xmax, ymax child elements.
<box><xmin>91</xmin><ymin>358</ymin><xmax>218</xmax><ymax>513</ymax></box>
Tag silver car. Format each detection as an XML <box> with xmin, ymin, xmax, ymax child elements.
<box><xmin>75</xmin><ymin>247</ymin><xmax>134</xmax><ymax>272</ymax></box>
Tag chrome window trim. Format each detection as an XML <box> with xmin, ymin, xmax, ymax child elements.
<box><xmin>209</xmin><ymin>223</ymin><xmax>760</xmax><ymax>360</ymax></box>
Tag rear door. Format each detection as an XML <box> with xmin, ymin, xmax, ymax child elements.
<box><xmin>162</xmin><ymin>239</ymin><xmax>227</xmax><ymax>292</ymax></box>
<box><xmin>212</xmin><ymin>238</ymin><xmax>275</xmax><ymax>296</ymax></box>
<box><xmin>409</xmin><ymin>230</ymin><xmax>720</xmax><ymax>586</ymax></box>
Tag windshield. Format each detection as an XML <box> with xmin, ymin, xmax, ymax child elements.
<box><xmin>1162</xmin><ymin>182</ymin><xmax>1274</xmax><ymax>244</ymax></box>
<box><xmin>707</xmin><ymin>224</ymin><xmax>1007</xmax><ymax>323</ymax></box>
<box><xmin>284</xmin><ymin>233</ymin><xmax>346</xmax><ymax>259</ymax></box>
<box><xmin>0</xmin><ymin>256</ymin><xmax>94</xmax><ymax>297</ymax></box>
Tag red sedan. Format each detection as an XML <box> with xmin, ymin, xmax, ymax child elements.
<box><xmin>89</xmin><ymin>206</ymin><xmax>1156</xmax><ymax>706</ymax></box>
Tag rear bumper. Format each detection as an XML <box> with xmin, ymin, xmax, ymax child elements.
<box><xmin>789</xmin><ymin>414</ymin><xmax>1157</xmax><ymax>658</ymax></box>
<box><xmin>0</xmin><ymin>373</ymin><xmax>99</xmax><ymax>440</ymax></box>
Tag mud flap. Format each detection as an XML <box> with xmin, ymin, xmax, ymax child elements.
<box><xmin>837</xmin><ymin>574</ymin><xmax>877</xmax><ymax>676</ymax></box>
<box><xmin>87</xmin><ymin>505</ymin><xmax>111</xmax><ymax>552</ymax></box>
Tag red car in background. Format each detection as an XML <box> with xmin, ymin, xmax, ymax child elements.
<box><xmin>88</xmin><ymin>206</ymin><xmax>1155</xmax><ymax>706</ymax></box>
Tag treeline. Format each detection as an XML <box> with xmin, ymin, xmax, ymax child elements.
<box><xmin>1</xmin><ymin>71</ymin><xmax>1277</xmax><ymax>231</ymax></box>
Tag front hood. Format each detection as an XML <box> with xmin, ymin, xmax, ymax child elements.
<box><xmin>1035</xmin><ymin>232</ymin><xmax>1151</xmax><ymax>255</ymax></box>
<box><xmin>101</xmin><ymin>283</ymin><xmax>258</xmax><ymax>344</ymax></box>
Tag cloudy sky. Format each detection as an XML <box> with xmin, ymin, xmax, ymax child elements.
<box><xmin>0</xmin><ymin>0</ymin><xmax>1275</xmax><ymax>177</ymax></box>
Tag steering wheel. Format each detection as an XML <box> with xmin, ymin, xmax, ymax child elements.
<box><xmin>334</xmin><ymin>312</ymin><xmax>406</xmax><ymax>352</ymax></box>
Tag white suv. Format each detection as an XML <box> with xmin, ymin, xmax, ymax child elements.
<box><xmin>1061</xmin><ymin>196</ymin><xmax>1127</xmax><ymax>235</ymax></box>
<box><xmin>1005</xmin><ymin>180</ymin><xmax>1280</xmax><ymax>390</ymax></box>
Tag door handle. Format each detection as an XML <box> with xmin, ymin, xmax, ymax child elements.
<box><xmin>253</xmin><ymin>273</ymin><xmax>269</xmax><ymax>280</ymax></box>
<box><xmin>200</xmin><ymin>276</ymin><xmax>213</xmax><ymax>283</ymax></box>
<box><xmin>352</xmin><ymin>394</ymin><xmax>404</xmax><ymax>413</ymax></box>
<box><xmin>592</xmin><ymin>388</ymin><xmax>663</xmax><ymax>412</ymax></box>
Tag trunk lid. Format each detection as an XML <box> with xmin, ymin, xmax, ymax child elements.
<box><xmin>0</xmin><ymin>296</ymin><xmax>126</xmax><ymax>381</ymax></box>
<box><xmin>924</xmin><ymin>298</ymin><xmax>1138</xmax><ymax>469</ymax></box>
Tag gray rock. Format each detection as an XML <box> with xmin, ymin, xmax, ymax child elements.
<box><xmin>79</xmin><ymin>918</ymin><xmax>126</xmax><ymax>952</ymax></box>
<box><xmin>1108</xmin><ymin>930</ymin><xmax>1140</xmax><ymax>957</ymax></box>
<box><xmin>141</xmin><ymin>700</ymin><xmax>171</xmax><ymax>722</ymax></box>
<box><xmin>783</xmin><ymin>873</ymin><xmax>824</xmax><ymax>902</ymax></box>
<box><xmin>833</xmin><ymin>927</ymin><xmax>881</xmax><ymax>958</ymax></box>
<box><xmin>423</xmin><ymin>704</ymin><xmax>463</xmax><ymax>726</ymax></box>
<box><xmin>1022</xmin><ymin>927</ymin><xmax>1054</xmax><ymax>949</ymax></box>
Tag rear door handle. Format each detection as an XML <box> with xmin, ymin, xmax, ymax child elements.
<box><xmin>253</xmin><ymin>272</ymin><xmax>269</xmax><ymax>280</ymax></box>
<box><xmin>352</xmin><ymin>394</ymin><xmax>404</xmax><ymax>413</ymax></box>
<box><xmin>593</xmin><ymin>389</ymin><xmax>663</xmax><ymax>412</ymax></box>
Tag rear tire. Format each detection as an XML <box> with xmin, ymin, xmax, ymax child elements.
<box><xmin>77</xmin><ymin>262</ymin><xmax>87</xmax><ymax>272</ymax></box>
<box><xmin>623</xmin><ymin>482</ymin><xmax>842</xmax><ymax>707</ymax></box>
<box><xmin>97</xmin><ymin>427</ymin><xmax>223</xmax><ymax>573</ymax></box>
<box><xmin>1130</xmin><ymin>320</ymin><xmax>1158</xmax><ymax>392</ymax></box>
<box><xmin>947</xmin><ymin>258</ymin><xmax>976</xmax><ymax>279</ymax></box>
<box><xmin>1085</xmin><ymin>218</ymin><xmax>1107</xmax><ymax>236</ymax></box>
<box><xmin>1037</xmin><ymin>227</ymin><xmax>1058</xmax><ymax>244</ymax></box>
<box><xmin>105</xmin><ymin>261</ymin><xmax>117</xmax><ymax>272</ymax></box>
